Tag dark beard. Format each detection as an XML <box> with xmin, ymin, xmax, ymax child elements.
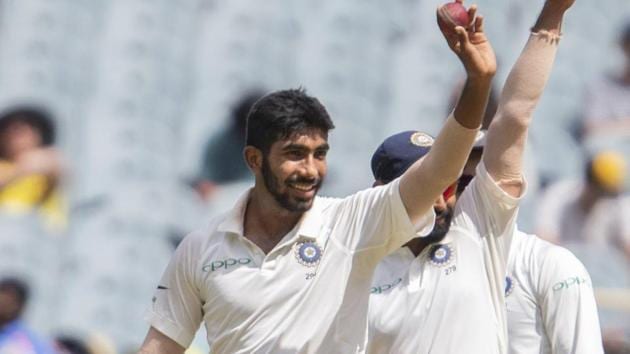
<box><xmin>424</xmin><ymin>207</ymin><xmax>453</xmax><ymax>245</ymax></box>
<box><xmin>261</xmin><ymin>157</ymin><xmax>322</xmax><ymax>213</ymax></box>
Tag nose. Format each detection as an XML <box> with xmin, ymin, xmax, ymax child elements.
<box><xmin>299</xmin><ymin>155</ymin><xmax>319</xmax><ymax>179</ymax></box>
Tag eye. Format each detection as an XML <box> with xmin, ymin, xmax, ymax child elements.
<box><xmin>286</xmin><ymin>150</ymin><xmax>304</xmax><ymax>160</ymax></box>
<box><xmin>315</xmin><ymin>150</ymin><xmax>328</xmax><ymax>160</ymax></box>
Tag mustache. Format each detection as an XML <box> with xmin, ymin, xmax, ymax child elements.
<box><xmin>286</xmin><ymin>175</ymin><xmax>322</xmax><ymax>186</ymax></box>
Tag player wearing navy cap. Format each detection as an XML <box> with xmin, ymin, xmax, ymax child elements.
<box><xmin>366</xmin><ymin>0</ymin><xmax>585</xmax><ymax>353</ymax></box>
<box><xmin>140</xmin><ymin>3</ymin><xmax>496</xmax><ymax>353</ymax></box>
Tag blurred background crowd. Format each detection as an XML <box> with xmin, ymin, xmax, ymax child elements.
<box><xmin>0</xmin><ymin>0</ymin><xmax>628</xmax><ymax>353</ymax></box>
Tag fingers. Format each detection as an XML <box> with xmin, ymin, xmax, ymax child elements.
<box><xmin>455</xmin><ymin>26</ymin><xmax>471</xmax><ymax>48</ymax></box>
<box><xmin>474</xmin><ymin>15</ymin><xmax>484</xmax><ymax>33</ymax></box>
<box><xmin>467</xmin><ymin>5</ymin><xmax>477</xmax><ymax>28</ymax></box>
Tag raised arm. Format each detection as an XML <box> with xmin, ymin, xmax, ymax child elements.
<box><xmin>401</xmin><ymin>2</ymin><xmax>496</xmax><ymax>222</ymax></box>
<box><xmin>482</xmin><ymin>0</ymin><xmax>575</xmax><ymax>197</ymax></box>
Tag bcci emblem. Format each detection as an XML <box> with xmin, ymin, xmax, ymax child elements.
<box><xmin>293</xmin><ymin>241</ymin><xmax>323</xmax><ymax>267</ymax></box>
<box><xmin>410</xmin><ymin>132</ymin><xmax>434</xmax><ymax>147</ymax></box>
<box><xmin>505</xmin><ymin>276</ymin><xmax>515</xmax><ymax>297</ymax></box>
<box><xmin>429</xmin><ymin>244</ymin><xmax>454</xmax><ymax>267</ymax></box>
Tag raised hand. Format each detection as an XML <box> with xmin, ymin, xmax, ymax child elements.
<box><xmin>437</xmin><ymin>2</ymin><xmax>496</xmax><ymax>79</ymax></box>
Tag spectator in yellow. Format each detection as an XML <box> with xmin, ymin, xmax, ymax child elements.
<box><xmin>537</xmin><ymin>151</ymin><xmax>629</xmax><ymax>258</ymax></box>
<box><xmin>0</xmin><ymin>106</ymin><xmax>66</xmax><ymax>231</ymax></box>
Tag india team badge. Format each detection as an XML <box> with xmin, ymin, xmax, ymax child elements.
<box><xmin>410</xmin><ymin>132</ymin><xmax>434</xmax><ymax>147</ymax></box>
<box><xmin>429</xmin><ymin>243</ymin><xmax>455</xmax><ymax>267</ymax></box>
<box><xmin>505</xmin><ymin>276</ymin><xmax>515</xmax><ymax>297</ymax></box>
<box><xmin>293</xmin><ymin>240</ymin><xmax>323</xmax><ymax>267</ymax></box>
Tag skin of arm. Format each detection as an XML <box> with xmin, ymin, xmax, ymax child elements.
<box><xmin>138</xmin><ymin>327</ymin><xmax>186</xmax><ymax>354</ymax></box>
<box><xmin>482</xmin><ymin>0</ymin><xmax>575</xmax><ymax>198</ymax></box>
<box><xmin>400</xmin><ymin>1</ymin><xmax>496</xmax><ymax>223</ymax></box>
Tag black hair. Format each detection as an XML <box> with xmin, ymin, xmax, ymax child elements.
<box><xmin>245</xmin><ymin>88</ymin><xmax>334</xmax><ymax>153</ymax></box>
<box><xmin>0</xmin><ymin>105</ymin><xmax>56</xmax><ymax>146</ymax></box>
<box><xmin>0</xmin><ymin>277</ymin><xmax>30</xmax><ymax>307</ymax></box>
<box><xmin>231</xmin><ymin>90</ymin><xmax>266</xmax><ymax>134</ymax></box>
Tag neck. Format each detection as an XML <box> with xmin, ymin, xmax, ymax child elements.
<box><xmin>244</xmin><ymin>187</ymin><xmax>304</xmax><ymax>254</ymax></box>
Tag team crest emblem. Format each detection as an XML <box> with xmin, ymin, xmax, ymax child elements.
<box><xmin>505</xmin><ymin>276</ymin><xmax>515</xmax><ymax>297</ymax></box>
<box><xmin>410</xmin><ymin>132</ymin><xmax>434</xmax><ymax>147</ymax></box>
<box><xmin>293</xmin><ymin>241</ymin><xmax>323</xmax><ymax>267</ymax></box>
<box><xmin>429</xmin><ymin>244</ymin><xmax>454</xmax><ymax>267</ymax></box>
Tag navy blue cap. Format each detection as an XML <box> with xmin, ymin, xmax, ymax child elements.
<box><xmin>371</xmin><ymin>131</ymin><xmax>434</xmax><ymax>184</ymax></box>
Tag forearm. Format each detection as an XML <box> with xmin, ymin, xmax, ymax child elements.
<box><xmin>400</xmin><ymin>113</ymin><xmax>479</xmax><ymax>222</ymax></box>
<box><xmin>422</xmin><ymin>76</ymin><xmax>492</xmax><ymax>185</ymax></box>
<box><xmin>454</xmin><ymin>76</ymin><xmax>493</xmax><ymax>129</ymax></box>
<box><xmin>483</xmin><ymin>8</ymin><xmax>563</xmax><ymax>194</ymax></box>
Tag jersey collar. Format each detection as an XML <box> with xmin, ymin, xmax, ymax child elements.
<box><xmin>217</xmin><ymin>189</ymin><xmax>323</xmax><ymax>243</ymax></box>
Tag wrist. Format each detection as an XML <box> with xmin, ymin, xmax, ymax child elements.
<box><xmin>464</xmin><ymin>73</ymin><xmax>494</xmax><ymax>86</ymax></box>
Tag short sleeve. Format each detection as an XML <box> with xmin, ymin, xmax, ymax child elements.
<box><xmin>329</xmin><ymin>177</ymin><xmax>435</xmax><ymax>255</ymax></box>
<box><xmin>538</xmin><ymin>247</ymin><xmax>604</xmax><ymax>354</ymax></box>
<box><xmin>450</xmin><ymin>161</ymin><xmax>525</xmax><ymax>350</ymax></box>
<box><xmin>145</xmin><ymin>232</ymin><xmax>204</xmax><ymax>348</ymax></box>
<box><xmin>453</xmin><ymin>161</ymin><xmax>524</xmax><ymax>246</ymax></box>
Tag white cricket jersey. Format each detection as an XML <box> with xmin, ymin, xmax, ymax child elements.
<box><xmin>367</xmin><ymin>162</ymin><xmax>522</xmax><ymax>354</ymax></box>
<box><xmin>146</xmin><ymin>177</ymin><xmax>435</xmax><ymax>354</ymax></box>
<box><xmin>506</xmin><ymin>231</ymin><xmax>604</xmax><ymax>354</ymax></box>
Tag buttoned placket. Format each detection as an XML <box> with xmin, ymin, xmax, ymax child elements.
<box><xmin>219</xmin><ymin>190</ymin><xmax>325</xmax><ymax>273</ymax></box>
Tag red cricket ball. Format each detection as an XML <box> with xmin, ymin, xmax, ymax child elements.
<box><xmin>437</xmin><ymin>2</ymin><xmax>470</xmax><ymax>36</ymax></box>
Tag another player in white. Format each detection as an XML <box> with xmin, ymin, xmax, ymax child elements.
<box><xmin>138</xmin><ymin>7</ymin><xmax>496</xmax><ymax>352</ymax></box>
<box><xmin>506</xmin><ymin>231</ymin><xmax>603</xmax><ymax>353</ymax></box>
<box><xmin>367</xmin><ymin>0</ymin><xmax>580</xmax><ymax>353</ymax></box>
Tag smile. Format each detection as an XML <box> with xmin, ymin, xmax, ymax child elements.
<box><xmin>289</xmin><ymin>183</ymin><xmax>317</xmax><ymax>192</ymax></box>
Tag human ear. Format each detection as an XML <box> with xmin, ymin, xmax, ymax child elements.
<box><xmin>243</xmin><ymin>146</ymin><xmax>263</xmax><ymax>172</ymax></box>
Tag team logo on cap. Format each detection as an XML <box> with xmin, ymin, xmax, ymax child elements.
<box><xmin>294</xmin><ymin>241</ymin><xmax>323</xmax><ymax>267</ymax></box>
<box><xmin>429</xmin><ymin>244</ymin><xmax>454</xmax><ymax>267</ymax></box>
<box><xmin>505</xmin><ymin>276</ymin><xmax>515</xmax><ymax>297</ymax></box>
<box><xmin>410</xmin><ymin>132</ymin><xmax>434</xmax><ymax>147</ymax></box>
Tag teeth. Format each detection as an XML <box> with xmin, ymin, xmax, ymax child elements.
<box><xmin>291</xmin><ymin>183</ymin><xmax>314</xmax><ymax>191</ymax></box>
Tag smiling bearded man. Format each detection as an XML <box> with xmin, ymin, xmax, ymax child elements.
<box><xmin>139</xmin><ymin>43</ymin><xmax>495</xmax><ymax>354</ymax></box>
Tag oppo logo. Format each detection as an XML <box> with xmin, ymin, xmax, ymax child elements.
<box><xmin>202</xmin><ymin>258</ymin><xmax>252</xmax><ymax>272</ymax></box>
<box><xmin>552</xmin><ymin>276</ymin><xmax>589</xmax><ymax>292</ymax></box>
<box><xmin>370</xmin><ymin>278</ymin><xmax>403</xmax><ymax>294</ymax></box>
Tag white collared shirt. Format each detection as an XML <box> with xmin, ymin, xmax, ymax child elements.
<box><xmin>506</xmin><ymin>231</ymin><xmax>604</xmax><ymax>354</ymax></box>
<box><xmin>367</xmin><ymin>162</ymin><xmax>522</xmax><ymax>354</ymax></box>
<box><xmin>146</xmin><ymin>177</ymin><xmax>435</xmax><ymax>354</ymax></box>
